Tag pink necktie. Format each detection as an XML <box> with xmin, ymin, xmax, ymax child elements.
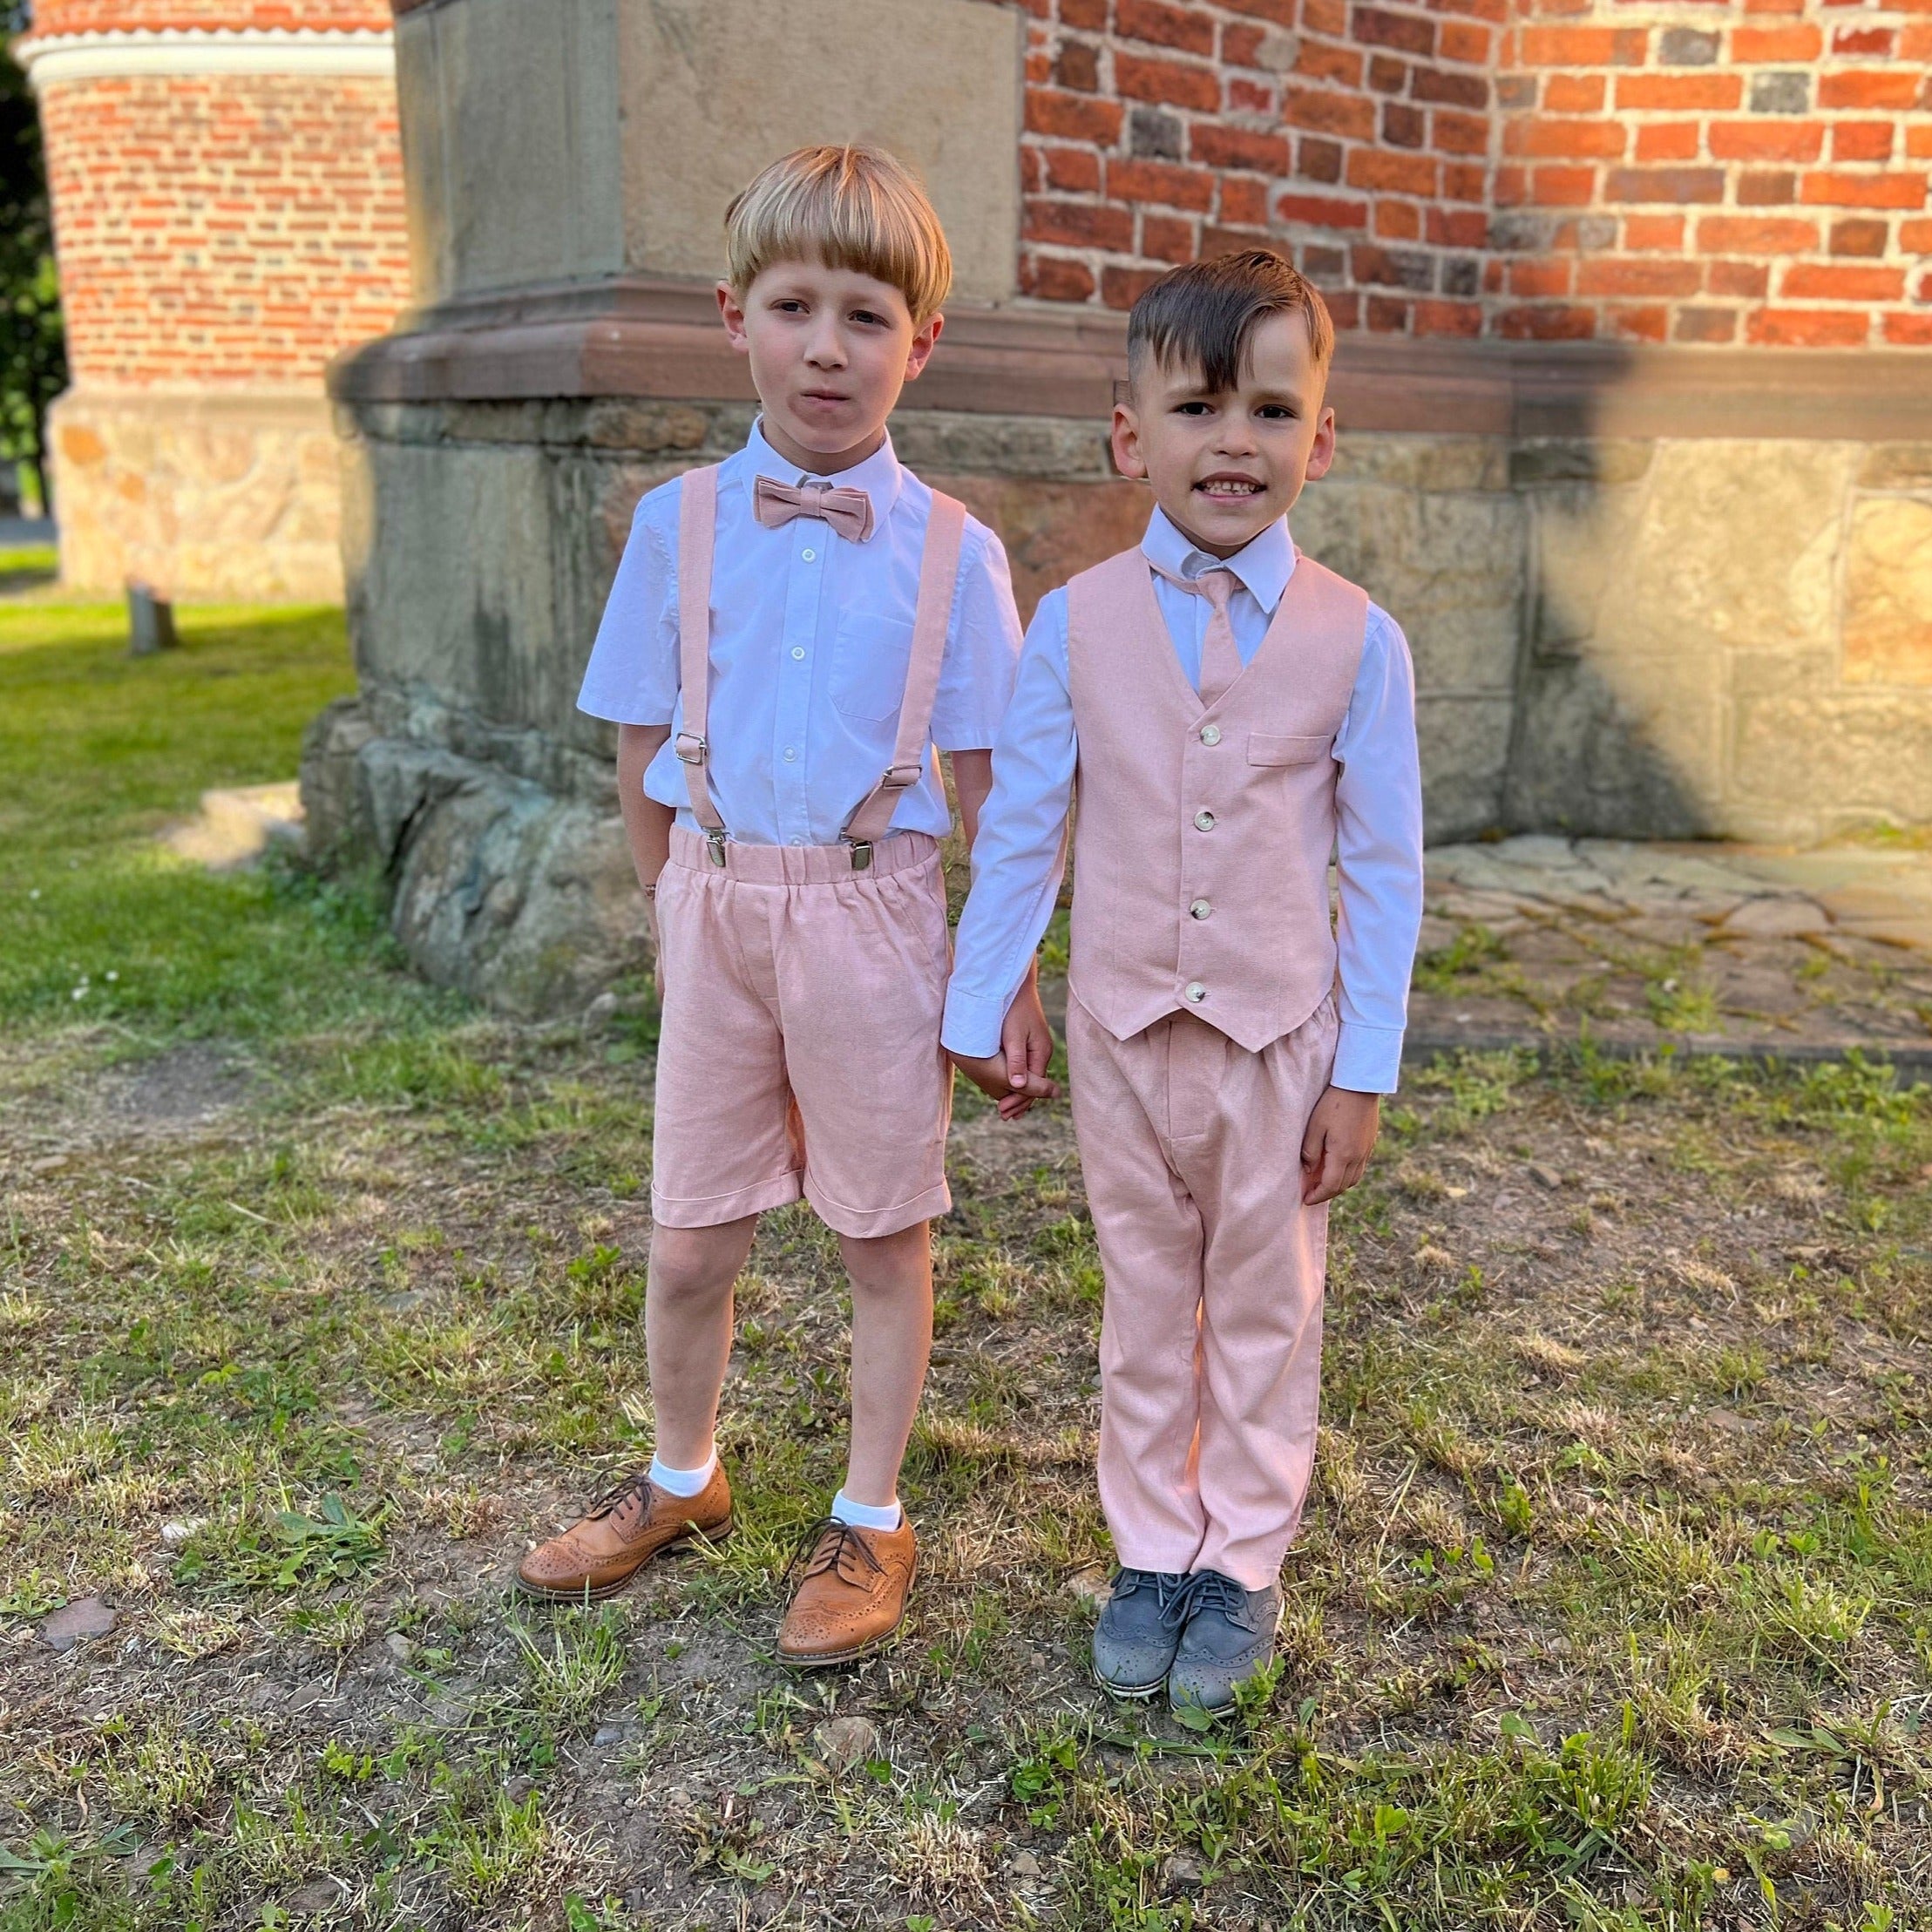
<box><xmin>1168</xmin><ymin>566</ymin><xmax>1244</xmax><ymax>706</ymax></box>
<box><xmin>752</xmin><ymin>474</ymin><xmax>876</xmax><ymax>544</ymax></box>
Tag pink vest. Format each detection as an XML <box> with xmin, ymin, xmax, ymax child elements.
<box><xmin>1065</xmin><ymin>546</ymin><xmax>1368</xmax><ymax>1054</ymax></box>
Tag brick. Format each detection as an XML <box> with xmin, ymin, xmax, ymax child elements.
<box><xmin>1368</xmin><ymin>54</ymin><xmax>1407</xmax><ymax>94</ymax></box>
<box><xmin>1060</xmin><ymin>0</ymin><xmax>1108</xmax><ymax>24</ymax></box>
<box><xmin>1324</xmin><ymin>288</ymin><xmax>1362</xmax><ymax>329</ymax></box>
<box><xmin>1504</xmin><ymin>117</ymin><xmax>1626</xmax><ymax>159</ymax></box>
<box><xmin>1024</xmin><ymin>198</ymin><xmax>1136</xmax><ymax>250</ymax></box>
<box><xmin>1447</xmin><ymin>162</ymin><xmax>1493</xmax><ymax>205</ymax></box>
<box><xmin>1614</xmin><ymin>74</ymin><xmax>1742</xmax><ymax>112</ymax></box>
<box><xmin>1375</xmin><ymin>199</ymin><xmax>1422</xmax><ymax>238</ymax></box>
<box><xmin>1346</xmin><ymin>148</ymin><xmax>1441</xmax><ymax>195</ymax></box>
<box><xmin>1043</xmin><ymin>146</ymin><xmax>1103</xmax><ymax>193</ymax></box>
<box><xmin>1219</xmin><ymin>175</ymin><xmax>1269</xmax><ymax>226</ymax></box>
<box><xmin>1022</xmin><ymin>253</ymin><xmax>1097</xmax><ymax>302</ymax></box>
<box><xmin>1819</xmin><ymin>71</ymin><xmax>1922</xmax><ymax>111</ymax></box>
<box><xmin>1883</xmin><ymin>314</ymin><xmax>1932</xmax><ymax>345</ymax></box>
<box><xmin>1674</xmin><ymin>306</ymin><xmax>1739</xmax><ymax>342</ymax></box>
<box><xmin>1115</xmin><ymin>0</ymin><xmax>1217</xmax><ymax>56</ymax></box>
<box><xmin>1829</xmin><ymin>216</ymin><xmax>1888</xmax><ymax>256</ymax></box>
<box><xmin>1220</xmin><ymin>0</ymin><xmax>1299</xmax><ymax>24</ymax></box>
<box><xmin>1697</xmin><ymin>214</ymin><xmax>1818</xmax><ymax>251</ymax></box>
<box><xmin>1364</xmin><ymin>294</ymin><xmax>1409</xmax><ymax>332</ymax></box>
<box><xmin>1274</xmin><ymin>191</ymin><xmax>1372</xmax><ymax>230</ymax></box>
<box><xmin>1441</xmin><ymin>255</ymin><xmax>1480</xmax><ymax>296</ymax></box>
<box><xmin>1623</xmin><ymin>214</ymin><xmax>1685</xmax><ymax>249</ymax></box>
<box><xmin>1658</xmin><ymin>27</ymin><xmax>1720</xmax><ymax>64</ymax></box>
<box><xmin>1283</xmin><ymin>86</ymin><xmax>1379</xmax><ymax>140</ymax></box>
<box><xmin>1107</xmin><ymin>158</ymin><xmax>1214</xmax><ymax>209</ymax></box>
<box><xmin>1115</xmin><ymin>51</ymin><xmax>1223</xmax><ymax>112</ymax></box>
<box><xmin>1427</xmin><ymin>206</ymin><xmax>1488</xmax><ymax>247</ymax></box>
<box><xmin>1604</xmin><ymin>166</ymin><xmax>1727</xmax><ymax>203</ymax></box>
<box><xmin>1188</xmin><ymin>124</ymin><xmax>1291</xmax><ymax>173</ymax></box>
<box><xmin>1900</xmin><ymin>218</ymin><xmax>1932</xmax><ymax>252</ymax></box>
<box><xmin>1800</xmin><ymin>171</ymin><xmax>1929</xmax><ymax>208</ymax></box>
<box><xmin>1433</xmin><ymin>110</ymin><xmax>1489</xmax><ymax>155</ymax></box>
<box><xmin>1832</xmin><ymin>27</ymin><xmax>1895</xmax><ymax>57</ymax></box>
<box><xmin>1609</xmin><ymin>305</ymin><xmax>1670</xmax><ymax>342</ymax></box>
<box><xmin>1747</xmin><ymin>71</ymin><xmax>1810</xmax><ymax>114</ymax></box>
<box><xmin>1508</xmin><ymin>258</ymin><xmax>1573</xmax><ymax>295</ymax></box>
<box><xmin>1129</xmin><ymin>105</ymin><xmax>1186</xmax><ymax>159</ymax></box>
<box><xmin>1352</xmin><ymin>6</ymin><xmax>1435</xmax><ymax>57</ymax></box>
<box><xmin>1297</xmin><ymin>39</ymin><xmax>1365</xmax><ymax>87</ymax></box>
<box><xmin>1543</xmin><ymin>74</ymin><xmax>1605</xmax><ymax>112</ymax></box>
<box><xmin>1529</xmin><ymin>166</ymin><xmax>1599</xmax><ymax>206</ymax></box>
<box><xmin>1413</xmin><ymin>297</ymin><xmax>1482</xmax><ymax>336</ymax></box>
<box><xmin>1384</xmin><ymin>101</ymin><xmax>1426</xmax><ymax>146</ymax></box>
<box><xmin>1730</xmin><ymin>24</ymin><xmax>1820</xmax><ymax>61</ymax></box>
<box><xmin>1746</xmin><ymin>308</ymin><xmax>1869</xmax><ymax>345</ymax></box>
<box><xmin>1576</xmin><ymin>258</ymin><xmax>1701</xmax><ymax>297</ymax></box>
<box><xmin>1495</xmin><ymin>76</ymin><xmax>1537</xmax><ymax>111</ymax></box>
<box><xmin>1054</xmin><ymin>39</ymin><xmax>1101</xmax><ymax>91</ymax></box>
<box><xmin>1710</xmin><ymin>120</ymin><xmax>1825</xmax><ymax>162</ymax></box>
<box><xmin>1353</xmin><ymin>241</ymin><xmax>1436</xmax><ymax>288</ymax></box>
<box><xmin>1303</xmin><ymin>0</ymin><xmax>1347</xmax><ymax>34</ymax></box>
<box><xmin>1913</xmin><ymin>127</ymin><xmax>1932</xmax><ymax>161</ymax></box>
<box><xmin>1200</xmin><ymin>223</ymin><xmax>1272</xmax><ymax>254</ymax></box>
<box><xmin>1636</xmin><ymin>124</ymin><xmax>1701</xmax><ymax>163</ymax></box>
<box><xmin>1709</xmin><ymin>260</ymin><xmax>1770</xmax><ymax>297</ymax></box>
<box><xmin>1496</xmin><ymin>303</ymin><xmax>1599</xmax><ymax>339</ymax></box>
<box><xmin>1228</xmin><ymin>78</ymin><xmax>1276</xmax><ymax>115</ymax></box>
<box><xmin>1298</xmin><ymin>137</ymin><xmax>1346</xmax><ymax>182</ymax></box>
<box><xmin>1833</xmin><ymin>123</ymin><xmax>1895</xmax><ymax>164</ymax></box>
<box><xmin>1737</xmin><ymin>170</ymin><xmax>1798</xmax><ymax>205</ymax></box>
<box><xmin>1026</xmin><ymin>89</ymin><xmax>1124</xmax><ymax>145</ymax></box>
<box><xmin>1438</xmin><ymin>23</ymin><xmax>1491</xmax><ymax>65</ymax></box>
<box><xmin>1102</xmin><ymin>264</ymin><xmax>1169</xmax><ymax>309</ymax></box>
<box><xmin>1517</xmin><ymin>25</ymin><xmax>1648</xmax><ymax>65</ymax></box>
<box><xmin>1781</xmin><ymin>261</ymin><xmax>1906</xmax><ymax>300</ymax></box>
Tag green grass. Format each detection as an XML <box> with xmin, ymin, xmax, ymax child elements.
<box><xmin>2</xmin><ymin>586</ymin><xmax>1929</xmax><ymax>1929</ymax></box>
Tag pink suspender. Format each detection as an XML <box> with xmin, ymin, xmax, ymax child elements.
<box><xmin>672</xmin><ymin>464</ymin><xmax>968</xmax><ymax>869</ymax></box>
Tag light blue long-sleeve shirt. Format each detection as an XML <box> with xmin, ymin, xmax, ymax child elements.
<box><xmin>942</xmin><ymin>506</ymin><xmax>1424</xmax><ymax>1094</ymax></box>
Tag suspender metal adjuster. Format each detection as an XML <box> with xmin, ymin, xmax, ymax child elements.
<box><xmin>882</xmin><ymin>762</ymin><xmax>925</xmax><ymax>790</ymax></box>
<box><xmin>847</xmin><ymin>840</ymin><xmax>873</xmax><ymax>872</ymax></box>
<box><xmin>675</xmin><ymin>731</ymin><xmax>708</xmax><ymax>765</ymax></box>
<box><xmin>706</xmin><ymin>828</ymin><xmax>728</xmax><ymax>867</ymax></box>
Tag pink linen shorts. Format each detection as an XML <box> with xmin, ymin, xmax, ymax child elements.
<box><xmin>649</xmin><ymin>825</ymin><xmax>953</xmax><ymax>1240</ymax></box>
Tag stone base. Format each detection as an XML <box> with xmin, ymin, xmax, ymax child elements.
<box><xmin>51</xmin><ymin>384</ymin><xmax>347</xmax><ymax>601</ymax></box>
<box><xmin>302</xmin><ymin>695</ymin><xmax>650</xmax><ymax>1018</ymax></box>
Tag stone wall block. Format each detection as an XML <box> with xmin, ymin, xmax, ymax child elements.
<box><xmin>1843</xmin><ymin>497</ymin><xmax>1932</xmax><ymax>687</ymax></box>
<box><xmin>1328</xmin><ymin>438</ymin><xmax>1513</xmax><ymax>493</ymax></box>
<box><xmin>1858</xmin><ymin>446</ymin><xmax>1932</xmax><ymax>492</ymax></box>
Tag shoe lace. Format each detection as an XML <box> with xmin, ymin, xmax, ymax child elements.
<box><xmin>790</xmin><ymin>1518</ymin><xmax>886</xmax><ymax>1590</ymax></box>
<box><xmin>1169</xmin><ymin>1569</ymin><xmax>1257</xmax><ymax>1632</ymax></box>
<box><xmin>1111</xmin><ymin>1569</ymin><xmax>1192</xmax><ymax>1632</ymax></box>
<box><xmin>583</xmin><ymin>1469</ymin><xmax>654</xmax><ymax>1525</ymax></box>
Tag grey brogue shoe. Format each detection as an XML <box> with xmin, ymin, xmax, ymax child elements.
<box><xmin>1090</xmin><ymin>1568</ymin><xmax>1190</xmax><ymax>1699</ymax></box>
<box><xmin>1167</xmin><ymin>1570</ymin><xmax>1282</xmax><ymax>1718</ymax></box>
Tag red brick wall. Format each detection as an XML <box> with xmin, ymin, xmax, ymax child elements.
<box><xmin>1013</xmin><ymin>0</ymin><xmax>1932</xmax><ymax>347</ymax></box>
<box><xmin>37</xmin><ymin>71</ymin><xmax>410</xmax><ymax>386</ymax></box>
<box><xmin>27</xmin><ymin>2</ymin><xmax>390</xmax><ymax>32</ymax></box>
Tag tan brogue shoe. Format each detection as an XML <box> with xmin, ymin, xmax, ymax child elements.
<box><xmin>775</xmin><ymin>1515</ymin><xmax>917</xmax><ymax>1667</ymax></box>
<box><xmin>515</xmin><ymin>1462</ymin><xmax>731</xmax><ymax>1602</ymax></box>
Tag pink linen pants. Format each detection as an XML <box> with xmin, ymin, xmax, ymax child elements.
<box><xmin>1068</xmin><ymin>988</ymin><xmax>1338</xmax><ymax>1590</ymax></box>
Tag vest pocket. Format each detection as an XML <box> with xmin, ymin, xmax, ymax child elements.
<box><xmin>1246</xmin><ymin>732</ymin><xmax>1332</xmax><ymax>766</ymax></box>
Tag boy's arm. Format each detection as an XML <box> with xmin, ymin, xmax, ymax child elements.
<box><xmin>951</xmin><ymin>748</ymin><xmax>993</xmax><ymax>851</ymax></box>
<box><xmin>616</xmin><ymin>724</ymin><xmax>675</xmax><ymax>892</ymax></box>
<box><xmin>944</xmin><ymin>591</ymin><xmax>1077</xmax><ymax>1119</ymax></box>
<box><xmin>1309</xmin><ymin>605</ymin><xmax>1423</xmax><ymax>1202</ymax></box>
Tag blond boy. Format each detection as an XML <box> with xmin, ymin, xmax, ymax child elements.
<box><xmin>519</xmin><ymin>147</ymin><xmax>1023</xmax><ymax>1664</ymax></box>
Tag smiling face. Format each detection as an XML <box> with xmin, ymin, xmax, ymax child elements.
<box><xmin>717</xmin><ymin>256</ymin><xmax>943</xmax><ymax>475</ymax></box>
<box><xmin>1111</xmin><ymin>308</ymin><xmax>1336</xmax><ymax>559</ymax></box>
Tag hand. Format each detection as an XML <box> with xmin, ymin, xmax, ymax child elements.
<box><xmin>951</xmin><ymin>980</ymin><xmax>1060</xmax><ymax>1121</ymax></box>
<box><xmin>1300</xmin><ymin>1086</ymin><xmax>1380</xmax><ymax>1204</ymax></box>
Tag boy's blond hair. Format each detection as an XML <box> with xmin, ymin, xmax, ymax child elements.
<box><xmin>724</xmin><ymin>144</ymin><xmax>952</xmax><ymax>326</ymax></box>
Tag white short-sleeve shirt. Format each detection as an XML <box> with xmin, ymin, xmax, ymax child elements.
<box><xmin>578</xmin><ymin>420</ymin><xmax>1024</xmax><ymax>847</ymax></box>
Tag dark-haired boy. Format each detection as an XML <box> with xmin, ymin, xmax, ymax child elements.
<box><xmin>945</xmin><ymin>251</ymin><xmax>1422</xmax><ymax>1715</ymax></box>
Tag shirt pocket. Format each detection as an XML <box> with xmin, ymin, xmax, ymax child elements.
<box><xmin>831</xmin><ymin>605</ymin><xmax>916</xmax><ymax>722</ymax></box>
<box><xmin>1246</xmin><ymin>731</ymin><xmax>1332</xmax><ymax>766</ymax></box>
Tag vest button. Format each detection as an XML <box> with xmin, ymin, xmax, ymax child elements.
<box><xmin>1200</xmin><ymin>723</ymin><xmax>1222</xmax><ymax>746</ymax></box>
<box><xmin>1193</xmin><ymin>809</ymin><xmax>1217</xmax><ymax>832</ymax></box>
<box><xmin>1190</xmin><ymin>898</ymin><xmax>1211</xmax><ymax>919</ymax></box>
<box><xmin>1184</xmin><ymin>980</ymin><xmax>1207</xmax><ymax>1003</ymax></box>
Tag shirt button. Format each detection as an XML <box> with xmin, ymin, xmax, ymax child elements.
<box><xmin>1184</xmin><ymin>981</ymin><xmax>1207</xmax><ymax>1003</ymax></box>
<box><xmin>1194</xmin><ymin>809</ymin><xmax>1217</xmax><ymax>831</ymax></box>
<box><xmin>783</xmin><ymin>747</ymin><xmax>797</xmax><ymax>762</ymax></box>
<box><xmin>1190</xmin><ymin>898</ymin><xmax>1212</xmax><ymax>920</ymax></box>
<box><xmin>801</xmin><ymin>547</ymin><xmax>816</xmax><ymax>561</ymax></box>
<box><xmin>790</xmin><ymin>646</ymin><xmax>806</xmax><ymax>661</ymax></box>
<box><xmin>790</xmin><ymin>836</ymin><xmax>805</xmax><ymax>846</ymax></box>
<box><xmin>1200</xmin><ymin>724</ymin><xmax>1222</xmax><ymax>746</ymax></box>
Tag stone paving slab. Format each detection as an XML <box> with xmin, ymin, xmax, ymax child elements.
<box><xmin>1412</xmin><ymin>835</ymin><xmax>1932</xmax><ymax>1067</ymax></box>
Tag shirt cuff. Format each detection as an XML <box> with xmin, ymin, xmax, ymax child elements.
<box><xmin>941</xmin><ymin>985</ymin><xmax>1008</xmax><ymax>1059</ymax></box>
<box><xmin>1332</xmin><ymin>1021</ymin><xmax>1405</xmax><ymax>1095</ymax></box>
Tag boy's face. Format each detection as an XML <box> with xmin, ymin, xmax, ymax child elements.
<box><xmin>1111</xmin><ymin>310</ymin><xmax>1336</xmax><ymax>559</ymax></box>
<box><xmin>717</xmin><ymin>256</ymin><xmax>942</xmax><ymax>473</ymax></box>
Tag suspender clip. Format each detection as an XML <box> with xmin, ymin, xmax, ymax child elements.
<box><xmin>847</xmin><ymin>840</ymin><xmax>873</xmax><ymax>872</ymax></box>
<box><xmin>675</xmin><ymin>732</ymin><xmax>709</xmax><ymax>766</ymax></box>
<box><xmin>706</xmin><ymin>828</ymin><xmax>729</xmax><ymax>867</ymax></box>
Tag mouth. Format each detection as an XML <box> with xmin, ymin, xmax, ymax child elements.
<box><xmin>799</xmin><ymin>390</ymin><xmax>851</xmax><ymax>405</ymax></box>
<box><xmin>1193</xmin><ymin>474</ymin><xmax>1266</xmax><ymax>502</ymax></box>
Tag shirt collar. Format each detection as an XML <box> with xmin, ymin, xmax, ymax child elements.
<box><xmin>743</xmin><ymin>417</ymin><xmax>904</xmax><ymax>535</ymax></box>
<box><xmin>1142</xmin><ymin>505</ymin><xmax>1296</xmax><ymax>613</ymax></box>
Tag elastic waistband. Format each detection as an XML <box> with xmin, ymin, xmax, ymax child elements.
<box><xmin>668</xmin><ymin>825</ymin><xmax>940</xmax><ymax>884</ymax></box>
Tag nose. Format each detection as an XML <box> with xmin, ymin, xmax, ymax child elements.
<box><xmin>803</xmin><ymin>312</ymin><xmax>847</xmax><ymax>369</ymax></box>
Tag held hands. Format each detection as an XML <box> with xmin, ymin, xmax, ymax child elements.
<box><xmin>1300</xmin><ymin>1086</ymin><xmax>1380</xmax><ymax>1204</ymax></box>
<box><xmin>949</xmin><ymin>976</ymin><xmax>1061</xmax><ymax>1121</ymax></box>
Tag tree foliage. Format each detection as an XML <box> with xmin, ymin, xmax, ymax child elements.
<box><xmin>2</xmin><ymin>6</ymin><xmax>68</xmax><ymax>512</ymax></box>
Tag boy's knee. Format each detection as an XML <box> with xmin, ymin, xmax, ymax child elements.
<box><xmin>649</xmin><ymin>1221</ymin><xmax>753</xmax><ymax>1301</ymax></box>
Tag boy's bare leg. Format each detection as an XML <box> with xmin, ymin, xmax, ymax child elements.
<box><xmin>644</xmin><ymin>1217</ymin><xmax>759</xmax><ymax>1472</ymax></box>
<box><xmin>837</xmin><ymin>1220</ymin><xmax>933</xmax><ymax>1508</ymax></box>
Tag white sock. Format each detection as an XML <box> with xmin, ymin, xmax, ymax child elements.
<box><xmin>649</xmin><ymin>1451</ymin><xmax>716</xmax><ymax>1497</ymax></box>
<box><xmin>830</xmin><ymin>1488</ymin><xmax>902</xmax><ymax>1532</ymax></box>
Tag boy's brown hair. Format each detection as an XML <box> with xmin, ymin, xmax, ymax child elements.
<box><xmin>1128</xmin><ymin>249</ymin><xmax>1334</xmax><ymax>393</ymax></box>
<box><xmin>725</xmin><ymin>145</ymin><xmax>953</xmax><ymax>326</ymax></box>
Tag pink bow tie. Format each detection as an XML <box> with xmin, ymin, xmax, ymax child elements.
<box><xmin>753</xmin><ymin>474</ymin><xmax>876</xmax><ymax>544</ymax></box>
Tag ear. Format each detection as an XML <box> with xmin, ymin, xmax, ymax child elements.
<box><xmin>1303</xmin><ymin>404</ymin><xmax>1337</xmax><ymax>483</ymax></box>
<box><xmin>1111</xmin><ymin>400</ymin><xmax>1149</xmax><ymax>482</ymax></box>
<box><xmin>903</xmin><ymin>310</ymin><xmax>944</xmax><ymax>383</ymax></box>
<box><xmin>717</xmin><ymin>281</ymin><xmax>751</xmax><ymax>356</ymax></box>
